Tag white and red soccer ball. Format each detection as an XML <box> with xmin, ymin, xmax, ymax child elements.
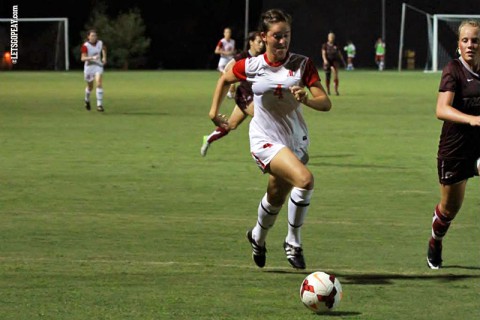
<box><xmin>300</xmin><ymin>271</ymin><xmax>343</xmax><ymax>313</ymax></box>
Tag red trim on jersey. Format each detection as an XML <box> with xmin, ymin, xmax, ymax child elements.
<box><xmin>81</xmin><ymin>44</ymin><xmax>88</xmax><ymax>54</ymax></box>
<box><xmin>232</xmin><ymin>59</ymin><xmax>247</xmax><ymax>81</ymax></box>
<box><xmin>302</xmin><ymin>58</ymin><xmax>321</xmax><ymax>87</ymax></box>
<box><xmin>263</xmin><ymin>52</ymin><xmax>290</xmax><ymax>67</ymax></box>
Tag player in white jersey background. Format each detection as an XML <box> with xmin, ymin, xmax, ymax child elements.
<box><xmin>214</xmin><ymin>27</ymin><xmax>236</xmax><ymax>99</ymax></box>
<box><xmin>81</xmin><ymin>29</ymin><xmax>107</xmax><ymax>112</ymax></box>
<box><xmin>201</xmin><ymin>31</ymin><xmax>265</xmax><ymax>157</ymax></box>
<box><xmin>209</xmin><ymin>9</ymin><xmax>332</xmax><ymax>269</ymax></box>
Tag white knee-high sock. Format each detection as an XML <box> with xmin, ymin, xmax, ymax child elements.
<box><xmin>85</xmin><ymin>88</ymin><xmax>91</xmax><ymax>102</ymax></box>
<box><xmin>96</xmin><ymin>87</ymin><xmax>103</xmax><ymax>106</ymax></box>
<box><xmin>286</xmin><ymin>187</ymin><xmax>313</xmax><ymax>247</ymax></box>
<box><xmin>252</xmin><ymin>193</ymin><xmax>282</xmax><ymax>246</ymax></box>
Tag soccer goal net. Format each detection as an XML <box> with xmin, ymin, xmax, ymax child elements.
<box><xmin>0</xmin><ymin>18</ymin><xmax>69</xmax><ymax>70</ymax></box>
<box><xmin>431</xmin><ymin>14</ymin><xmax>480</xmax><ymax>72</ymax></box>
<box><xmin>398</xmin><ymin>3</ymin><xmax>480</xmax><ymax>72</ymax></box>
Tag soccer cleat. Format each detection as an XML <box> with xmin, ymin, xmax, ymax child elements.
<box><xmin>84</xmin><ymin>101</ymin><xmax>91</xmax><ymax>111</ymax></box>
<box><xmin>97</xmin><ymin>105</ymin><xmax>104</xmax><ymax>112</ymax></box>
<box><xmin>427</xmin><ymin>239</ymin><xmax>443</xmax><ymax>269</ymax></box>
<box><xmin>246</xmin><ymin>229</ymin><xmax>267</xmax><ymax>268</ymax></box>
<box><xmin>226</xmin><ymin>90</ymin><xmax>235</xmax><ymax>99</ymax></box>
<box><xmin>200</xmin><ymin>135</ymin><xmax>210</xmax><ymax>157</ymax></box>
<box><xmin>284</xmin><ymin>241</ymin><xmax>306</xmax><ymax>269</ymax></box>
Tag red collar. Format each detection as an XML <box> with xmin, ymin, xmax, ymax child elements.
<box><xmin>263</xmin><ymin>52</ymin><xmax>289</xmax><ymax>67</ymax></box>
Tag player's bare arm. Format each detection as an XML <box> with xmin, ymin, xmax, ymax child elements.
<box><xmin>209</xmin><ymin>69</ymin><xmax>240</xmax><ymax>128</ymax></box>
<box><xmin>290</xmin><ymin>82</ymin><xmax>331</xmax><ymax>112</ymax></box>
<box><xmin>436</xmin><ymin>91</ymin><xmax>480</xmax><ymax>126</ymax></box>
<box><xmin>321</xmin><ymin>49</ymin><xmax>327</xmax><ymax>65</ymax></box>
<box><xmin>215</xmin><ymin>46</ymin><xmax>227</xmax><ymax>56</ymax></box>
<box><xmin>101</xmin><ymin>45</ymin><xmax>107</xmax><ymax>65</ymax></box>
<box><xmin>81</xmin><ymin>52</ymin><xmax>97</xmax><ymax>62</ymax></box>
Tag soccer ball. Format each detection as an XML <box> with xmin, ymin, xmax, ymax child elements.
<box><xmin>300</xmin><ymin>271</ymin><xmax>343</xmax><ymax>313</ymax></box>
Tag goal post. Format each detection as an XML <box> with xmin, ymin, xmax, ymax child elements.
<box><xmin>397</xmin><ymin>3</ymin><xmax>432</xmax><ymax>71</ymax></box>
<box><xmin>431</xmin><ymin>14</ymin><xmax>480</xmax><ymax>72</ymax></box>
<box><xmin>398</xmin><ymin>3</ymin><xmax>480</xmax><ymax>72</ymax></box>
<box><xmin>0</xmin><ymin>17</ymin><xmax>69</xmax><ymax>70</ymax></box>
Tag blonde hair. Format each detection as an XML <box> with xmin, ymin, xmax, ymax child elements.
<box><xmin>458</xmin><ymin>20</ymin><xmax>480</xmax><ymax>38</ymax></box>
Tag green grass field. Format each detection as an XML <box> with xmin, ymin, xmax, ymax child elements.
<box><xmin>1</xmin><ymin>70</ymin><xmax>479</xmax><ymax>320</ymax></box>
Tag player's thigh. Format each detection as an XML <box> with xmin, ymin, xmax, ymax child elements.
<box><xmin>84</xmin><ymin>70</ymin><xmax>95</xmax><ymax>85</ymax></box>
<box><xmin>268</xmin><ymin>147</ymin><xmax>313</xmax><ymax>189</ymax></box>
<box><xmin>266</xmin><ymin>174</ymin><xmax>293</xmax><ymax>206</ymax></box>
<box><xmin>439</xmin><ymin>180</ymin><xmax>467</xmax><ymax>216</ymax></box>
<box><xmin>95</xmin><ymin>72</ymin><xmax>103</xmax><ymax>87</ymax></box>
<box><xmin>332</xmin><ymin>62</ymin><xmax>339</xmax><ymax>76</ymax></box>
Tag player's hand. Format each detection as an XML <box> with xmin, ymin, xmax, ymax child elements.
<box><xmin>102</xmin><ymin>58</ymin><xmax>107</xmax><ymax>65</ymax></box>
<box><xmin>211</xmin><ymin>113</ymin><xmax>229</xmax><ymax>129</ymax></box>
<box><xmin>290</xmin><ymin>86</ymin><xmax>308</xmax><ymax>104</ymax></box>
<box><xmin>323</xmin><ymin>63</ymin><xmax>329</xmax><ymax>71</ymax></box>
<box><xmin>468</xmin><ymin>116</ymin><xmax>480</xmax><ymax>126</ymax></box>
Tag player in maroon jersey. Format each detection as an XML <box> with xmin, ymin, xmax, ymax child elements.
<box><xmin>427</xmin><ymin>20</ymin><xmax>480</xmax><ymax>269</ymax></box>
<box><xmin>321</xmin><ymin>32</ymin><xmax>345</xmax><ymax>96</ymax></box>
<box><xmin>201</xmin><ymin>31</ymin><xmax>265</xmax><ymax>156</ymax></box>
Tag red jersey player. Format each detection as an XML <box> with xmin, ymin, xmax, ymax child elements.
<box><xmin>81</xmin><ymin>29</ymin><xmax>107</xmax><ymax>112</ymax></box>
<box><xmin>209</xmin><ymin>9</ymin><xmax>331</xmax><ymax>269</ymax></box>
<box><xmin>214</xmin><ymin>27</ymin><xmax>236</xmax><ymax>99</ymax></box>
<box><xmin>201</xmin><ymin>31</ymin><xmax>265</xmax><ymax>156</ymax></box>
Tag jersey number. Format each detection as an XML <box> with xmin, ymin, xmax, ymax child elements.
<box><xmin>273</xmin><ymin>84</ymin><xmax>283</xmax><ymax>99</ymax></box>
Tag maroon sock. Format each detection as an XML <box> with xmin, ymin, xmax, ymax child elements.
<box><xmin>207</xmin><ymin>126</ymin><xmax>229</xmax><ymax>143</ymax></box>
<box><xmin>334</xmin><ymin>79</ymin><xmax>339</xmax><ymax>91</ymax></box>
<box><xmin>431</xmin><ymin>205</ymin><xmax>452</xmax><ymax>240</ymax></box>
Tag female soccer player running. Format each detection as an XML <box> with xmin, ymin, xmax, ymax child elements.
<box><xmin>201</xmin><ymin>31</ymin><xmax>265</xmax><ymax>156</ymax></box>
<box><xmin>81</xmin><ymin>29</ymin><xmax>107</xmax><ymax>112</ymax></box>
<box><xmin>210</xmin><ymin>9</ymin><xmax>331</xmax><ymax>269</ymax></box>
<box><xmin>427</xmin><ymin>20</ymin><xmax>480</xmax><ymax>269</ymax></box>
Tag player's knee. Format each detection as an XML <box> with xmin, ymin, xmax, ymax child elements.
<box><xmin>296</xmin><ymin>171</ymin><xmax>314</xmax><ymax>190</ymax></box>
<box><xmin>439</xmin><ymin>202</ymin><xmax>462</xmax><ymax>218</ymax></box>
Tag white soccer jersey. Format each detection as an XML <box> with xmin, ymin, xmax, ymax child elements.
<box><xmin>233</xmin><ymin>53</ymin><xmax>320</xmax><ymax>166</ymax></box>
<box><xmin>81</xmin><ymin>40</ymin><xmax>104</xmax><ymax>69</ymax></box>
<box><xmin>217</xmin><ymin>38</ymin><xmax>235</xmax><ymax>58</ymax></box>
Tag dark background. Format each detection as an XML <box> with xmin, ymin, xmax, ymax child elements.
<box><xmin>0</xmin><ymin>0</ymin><xmax>479</xmax><ymax>70</ymax></box>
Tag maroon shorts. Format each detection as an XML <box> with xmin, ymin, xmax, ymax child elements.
<box><xmin>234</xmin><ymin>84</ymin><xmax>253</xmax><ymax>114</ymax></box>
<box><xmin>437</xmin><ymin>157</ymin><xmax>478</xmax><ymax>185</ymax></box>
<box><xmin>324</xmin><ymin>59</ymin><xmax>339</xmax><ymax>71</ymax></box>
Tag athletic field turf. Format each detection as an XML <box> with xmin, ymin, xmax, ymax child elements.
<box><xmin>1</xmin><ymin>70</ymin><xmax>479</xmax><ymax>319</ymax></box>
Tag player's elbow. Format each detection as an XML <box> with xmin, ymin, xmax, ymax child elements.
<box><xmin>435</xmin><ymin>104</ymin><xmax>447</xmax><ymax>120</ymax></box>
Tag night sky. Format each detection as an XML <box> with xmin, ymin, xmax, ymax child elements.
<box><xmin>1</xmin><ymin>0</ymin><xmax>479</xmax><ymax>70</ymax></box>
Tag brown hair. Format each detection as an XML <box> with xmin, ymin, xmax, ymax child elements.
<box><xmin>245</xmin><ymin>31</ymin><xmax>262</xmax><ymax>51</ymax></box>
<box><xmin>258</xmin><ymin>9</ymin><xmax>292</xmax><ymax>33</ymax></box>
